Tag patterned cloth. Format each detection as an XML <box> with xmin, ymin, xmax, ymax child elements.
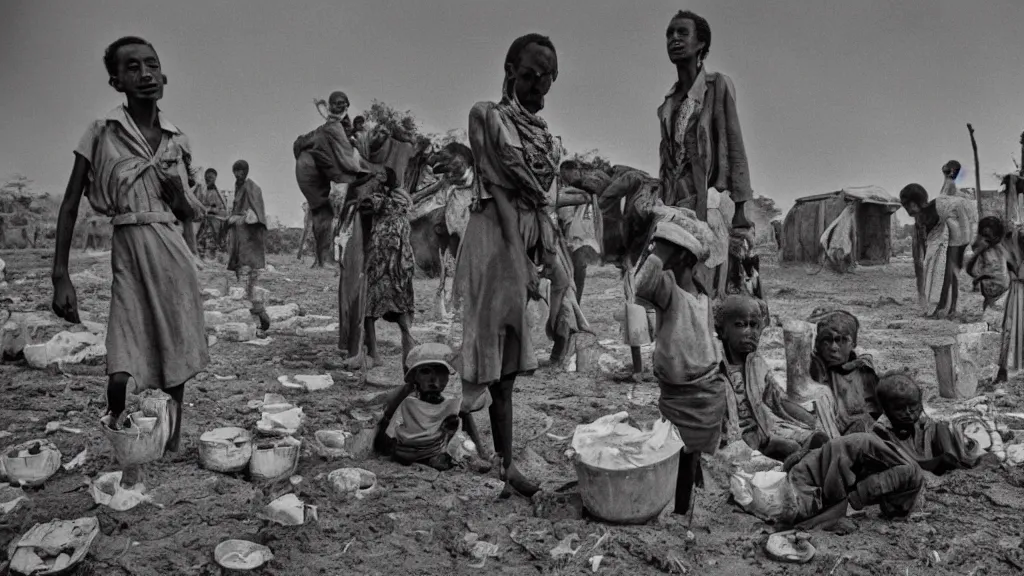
<box><xmin>365</xmin><ymin>184</ymin><xmax>415</xmax><ymax>319</ymax></box>
<box><xmin>490</xmin><ymin>79</ymin><xmax>560</xmax><ymax>206</ymax></box>
<box><xmin>810</xmin><ymin>352</ymin><xmax>880</xmax><ymax>435</ymax></box>
<box><xmin>73</xmin><ymin>105</ymin><xmax>208</xmax><ymax>392</ymax></box>
<box><xmin>726</xmin><ymin>362</ymin><xmax>760</xmax><ymax>441</ymax></box>
<box><xmin>672</xmin><ymin>74</ymin><xmax>705</xmax><ymax>170</ymax></box>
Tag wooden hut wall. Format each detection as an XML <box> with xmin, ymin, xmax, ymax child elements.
<box><xmin>855</xmin><ymin>203</ymin><xmax>893</xmax><ymax>265</ymax></box>
<box><xmin>782</xmin><ymin>195</ymin><xmax>846</xmax><ymax>263</ymax></box>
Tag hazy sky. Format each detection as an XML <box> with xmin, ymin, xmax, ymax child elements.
<box><xmin>2</xmin><ymin>0</ymin><xmax>1022</xmax><ymax>227</ymax></box>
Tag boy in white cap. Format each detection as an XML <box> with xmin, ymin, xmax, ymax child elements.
<box><xmin>634</xmin><ymin>211</ymin><xmax>724</xmax><ymax>526</ymax></box>
<box><xmin>374</xmin><ymin>343</ymin><xmax>477</xmax><ymax>471</ymax></box>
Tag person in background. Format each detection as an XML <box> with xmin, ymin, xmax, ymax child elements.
<box><xmin>197</xmin><ymin>167</ymin><xmax>228</xmax><ymax>261</ymax></box>
<box><xmin>900</xmin><ymin>183</ymin><xmax>978</xmax><ymax>319</ymax></box>
<box><xmin>227</xmin><ymin>159</ymin><xmax>271</xmax><ymax>336</ymax></box>
<box><xmin>940</xmin><ymin>160</ymin><xmax>961</xmax><ymax>197</ymax></box>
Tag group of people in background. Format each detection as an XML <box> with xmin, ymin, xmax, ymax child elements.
<box><xmin>45</xmin><ymin>6</ymin><xmax>1010</xmax><ymax>538</ymax></box>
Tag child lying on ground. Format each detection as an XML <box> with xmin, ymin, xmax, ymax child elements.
<box><xmin>779</xmin><ymin>432</ymin><xmax>924</xmax><ymax>529</ymax></box>
<box><xmin>374</xmin><ymin>343</ymin><xmax>475</xmax><ymax>471</ymax></box>
<box><xmin>872</xmin><ymin>372</ymin><xmax>979</xmax><ymax>474</ymax></box>
<box><xmin>808</xmin><ymin>309</ymin><xmax>881</xmax><ymax>435</ymax></box>
<box><xmin>716</xmin><ymin>295</ymin><xmax>829</xmax><ymax>460</ymax></box>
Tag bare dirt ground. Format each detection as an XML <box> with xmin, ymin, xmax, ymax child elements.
<box><xmin>2</xmin><ymin>247</ymin><xmax>1024</xmax><ymax>575</ymax></box>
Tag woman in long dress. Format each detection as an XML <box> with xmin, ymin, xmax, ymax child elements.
<box><xmin>361</xmin><ymin>167</ymin><xmax>417</xmax><ymax>367</ymax></box>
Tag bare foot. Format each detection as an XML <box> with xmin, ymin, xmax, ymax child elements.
<box><xmin>341</xmin><ymin>354</ymin><xmax>372</xmax><ymax>370</ymax></box>
<box><xmin>500</xmin><ymin>461</ymin><xmax>540</xmax><ymax>499</ymax></box>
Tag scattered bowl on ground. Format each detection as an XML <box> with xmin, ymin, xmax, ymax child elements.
<box><xmin>199</xmin><ymin>427</ymin><xmax>253</xmax><ymax>473</ymax></box>
<box><xmin>2</xmin><ymin>440</ymin><xmax>62</xmax><ymax>487</ymax></box>
<box><xmin>249</xmin><ymin>436</ymin><xmax>301</xmax><ymax>482</ymax></box>
<box><xmin>213</xmin><ymin>539</ymin><xmax>274</xmax><ymax>571</ymax></box>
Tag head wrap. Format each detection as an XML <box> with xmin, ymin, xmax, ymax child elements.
<box><xmin>809</xmin><ymin>309</ymin><xmax>859</xmax><ymax>347</ymax></box>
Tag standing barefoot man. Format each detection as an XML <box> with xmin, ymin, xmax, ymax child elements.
<box><xmin>52</xmin><ymin>36</ymin><xmax>208</xmax><ymax>451</ymax></box>
<box><xmin>456</xmin><ymin>33</ymin><xmax>586</xmax><ymax>497</ymax></box>
<box><xmin>658</xmin><ymin>10</ymin><xmax>757</xmax><ymax>299</ymax></box>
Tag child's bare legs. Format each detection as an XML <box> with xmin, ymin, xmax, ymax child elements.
<box><xmin>363</xmin><ymin>311</ymin><xmax>419</xmax><ymax>368</ymax></box>
<box><xmin>674</xmin><ymin>450</ymin><xmax>703</xmax><ymax>526</ymax></box>
<box><xmin>364</xmin><ymin>318</ymin><xmax>380</xmax><ymax>365</ymax></box>
<box><xmin>570</xmin><ymin>248</ymin><xmax>588</xmax><ymax>305</ymax></box>
<box><xmin>933</xmin><ymin>245</ymin><xmax>966</xmax><ymax>318</ymax></box>
<box><xmin>394</xmin><ymin>312</ymin><xmax>417</xmax><ymax>371</ymax></box>
<box><xmin>996</xmin><ymin>327</ymin><xmax>1011</xmax><ymax>384</ymax></box>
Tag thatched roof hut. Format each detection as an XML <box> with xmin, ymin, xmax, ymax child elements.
<box><xmin>781</xmin><ymin>185</ymin><xmax>901</xmax><ymax>267</ymax></box>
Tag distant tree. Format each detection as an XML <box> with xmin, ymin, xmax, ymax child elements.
<box><xmin>569</xmin><ymin>149</ymin><xmax>612</xmax><ymax>173</ymax></box>
<box><xmin>1</xmin><ymin>174</ymin><xmax>34</xmax><ymax>197</ymax></box>
<box><xmin>362</xmin><ymin>100</ymin><xmax>421</xmax><ymax>142</ymax></box>
<box><xmin>752</xmin><ymin>195</ymin><xmax>782</xmax><ymax>221</ymax></box>
<box><xmin>428</xmin><ymin>128</ymin><xmax>468</xmax><ymax>148</ymax></box>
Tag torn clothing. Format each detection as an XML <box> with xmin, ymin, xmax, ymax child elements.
<box><xmin>723</xmin><ymin>353</ymin><xmax>819</xmax><ymax>450</ymax></box>
<box><xmin>657</xmin><ymin>69</ymin><xmax>753</xmax><ymax>216</ymax></box>
<box><xmin>390</xmin><ymin>396</ymin><xmax>461</xmax><ymax>465</ymax></box>
<box><xmin>785</xmin><ymin>433</ymin><xmax>923</xmax><ymax>524</ymax></box>
<box><xmin>873</xmin><ymin>416</ymin><xmax>979</xmax><ymax>474</ymax></box>
<box><xmin>810</xmin><ymin>352</ymin><xmax>880</xmax><ymax>435</ymax></box>
<box><xmin>635</xmin><ymin>258</ymin><xmax>720</xmax><ymax>384</ymax></box>
<box><xmin>933</xmin><ymin>195</ymin><xmax>978</xmax><ymax>248</ymax></box>
<box><xmin>74</xmin><ymin>106</ymin><xmax>208</xmax><ymax>392</ymax></box>
<box><xmin>364</xmin><ymin>186</ymin><xmax>415</xmax><ymax>319</ymax></box>
<box><xmin>456</xmin><ymin>98</ymin><xmax>587</xmax><ymax>386</ymax></box>
<box><xmin>636</xmin><ymin>254</ymin><xmax>725</xmax><ymax>454</ymax></box>
<box><xmin>367</xmin><ymin>137</ymin><xmax>417</xmax><ymax>189</ymax></box>
<box><xmin>227</xmin><ymin>179</ymin><xmax>267</xmax><ymax>272</ymax></box>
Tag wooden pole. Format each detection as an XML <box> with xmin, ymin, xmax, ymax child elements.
<box><xmin>967</xmin><ymin>123</ymin><xmax>983</xmax><ymax>217</ymax></box>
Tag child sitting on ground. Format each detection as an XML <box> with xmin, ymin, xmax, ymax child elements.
<box><xmin>716</xmin><ymin>295</ymin><xmax>830</xmax><ymax>460</ymax></box>
<box><xmin>634</xmin><ymin>215</ymin><xmax>725</xmax><ymax>524</ymax></box>
<box><xmin>872</xmin><ymin>372</ymin><xmax>979</xmax><ymax>474</ymax></box>
<box><xmin>374</xmin><ymin>343</ymin><xmax>475</xmax><ymax>471</ymax></box>
<box><xmin>779</xmin><ymin>432</ymin><xmax>924</xmax><ymax>529</ymax></box>
<box><xmin>809</xmin><ymin>309</ymin><xmax>881</xmax><ymax>435</ymax></box>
